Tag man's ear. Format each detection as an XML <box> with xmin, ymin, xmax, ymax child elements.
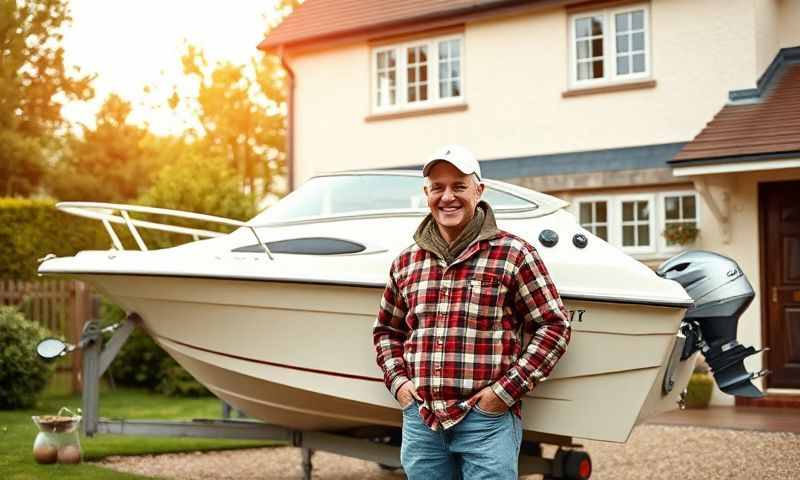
<box><xmin>477</xmin><ymin>182</ymin><xmax>485</xmax><ymax>197</ymax></box>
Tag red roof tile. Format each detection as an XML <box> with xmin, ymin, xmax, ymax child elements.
<box><xmin>259</xmin><ymin>0</ymin><xmax>558</xmax><ymax>51</ymax></box>
<box><xmin>672</xmin><ymin>63</ymin><xmax>800</xmax><ymax>163</ymax></box>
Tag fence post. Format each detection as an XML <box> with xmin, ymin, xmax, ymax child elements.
<box><xmin>71</xmin><ymin>281</ymin><xmax>90</xmax><ymax>394</ymax></box>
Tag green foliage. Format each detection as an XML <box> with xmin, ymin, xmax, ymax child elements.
<box><xmin>0</xmin><ymin>0</ymin><xmax>94</xmax><ymax>196</ymax></box>
<box><xmin>0</xmin><ymin>306</ymin><xmax>55</xmax><ymax>409</ymax></box>
<box><xmin>46</xmin><ymin>94</ymin><xmax>156</xmax><ymax>202</ymax></box>
<box><xmin>662</xmin><ymin>222</ymin><xmax>700</xmax><ymax>246</ymax></box>
<box><xmin>0</xmin><ymin>198</ymin><xmax>108</xmax><ymax>281</ymax></box>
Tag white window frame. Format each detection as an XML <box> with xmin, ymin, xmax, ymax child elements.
<box><xmin>575</xmin><ymin>196</ymin><xmax>611</xmax><ymax>242</ymax></box>
<box><xmin>568</xmin><ymin>4</ymin><xmax>651</xmax><ymax>89</ymax></box>
<box><xmin>658</xmin><ymin>191</ymin><xmax>700</xmax><ymax>254</ymax></box>
<box><xmin>615</xmin><ymin>193</ymin><xmax>656</xmax><ymax>254</ymax></box>
<box><xmin>370</xmin><ymin>33</ymin><xmax>465</xmax><ymax>113</ymax></box>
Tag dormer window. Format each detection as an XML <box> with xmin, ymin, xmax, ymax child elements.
<box><xmin>371</xmin><ymin>34</ymin><xmax>464</xmax><ymax>113</ymax></box>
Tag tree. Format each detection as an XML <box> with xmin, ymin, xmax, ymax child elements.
<box><xmin>0</xmin><ymin>0</ymin><xmax>94</xmax><ymax>196</ymax></box>
<box><xmin>47</xmin><ymin>94</ymin><xmax>155</xmax><ymax>202</ymax></box>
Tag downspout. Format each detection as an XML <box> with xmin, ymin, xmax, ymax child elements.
<box><xmin>278</xmin><ymin>46</ymin><xmax>295</xmax><ymax>192</ymax></box>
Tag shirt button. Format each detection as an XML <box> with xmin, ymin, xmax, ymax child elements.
<box><xmin>437</xmin><ymin>339</ymin><xmax>443</xmax><ymax>345</ymax></box>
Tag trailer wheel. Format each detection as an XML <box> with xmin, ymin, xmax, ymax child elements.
<box><xmin>563</xmin><ymin>450</ymin><xmax>592</xmax><ymax>480</ymax></box>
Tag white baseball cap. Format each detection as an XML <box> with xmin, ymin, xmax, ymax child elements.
<box><xmin>422</xmin><ymin>144</ymin><xmax>482</xmax><ymax>181</ymax></box>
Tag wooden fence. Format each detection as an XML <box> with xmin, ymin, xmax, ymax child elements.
<box><xmin>1</xmin><ymin>279</ymin><xmax>91</xmax><ymax>393</ymax></box>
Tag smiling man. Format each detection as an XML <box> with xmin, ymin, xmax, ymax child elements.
<box><xmin>373</xmin><ymin>145</ymin><xmax>572</xmax><ymax>479</ymax></box>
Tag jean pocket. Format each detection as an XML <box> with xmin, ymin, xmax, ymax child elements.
<box><xmin>472</xmin><ymin>404</ymin><xmax>506</xmax><ymax>418</ymax></box>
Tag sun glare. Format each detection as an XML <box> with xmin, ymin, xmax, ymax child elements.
<box><xmin>61</xmin><ymin>0</ymin><xmax>283</xmax><ymax>135</ymax></box>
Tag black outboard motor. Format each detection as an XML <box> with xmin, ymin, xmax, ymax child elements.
<box><xmin>657</xmin><ymin>251</ymin><xmax>768</xmax><ymax>398</ymax></box>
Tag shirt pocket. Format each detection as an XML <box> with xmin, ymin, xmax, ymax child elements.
<box><xmin>466</xmin><ymin>273</ymin><xmax>507</xmax><ymax>330</ymax></box>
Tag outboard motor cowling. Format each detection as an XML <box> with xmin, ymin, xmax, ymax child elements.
<box><xmin>657</xmin><ymin>251</ymin><xmax>768</xmax><ymax>398</ymax></box>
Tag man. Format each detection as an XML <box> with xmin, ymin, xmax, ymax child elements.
<box><xmin>373</xmin><ymin>145</ymin><xmax>571</xmax><ymax>479</ymax></box>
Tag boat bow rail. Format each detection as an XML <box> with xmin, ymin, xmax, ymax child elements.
<box><xmin>55</xmin><ymin>202</ymin><xmax>276</xmax><ymax>260</ymax></box>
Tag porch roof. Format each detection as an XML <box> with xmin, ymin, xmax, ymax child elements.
<box><xmin>671</xmin><ymin>54</ymin><xmax>800</xmax><ymax>176</ymax></box>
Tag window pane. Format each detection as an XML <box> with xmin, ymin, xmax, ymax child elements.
<box><xmin>439</xmin><ymin>61</ymin><xmax>448</xmax><ymax>78</ymax></box>
<box><xmin>577</xmin><ymin>40</ymin><xmax>590</xmax><ymax>59</ymax></box>
<box><xmin>419</xmin><ymin>46</ymin><xmax>427</xmax><ymax>62</ymax></box>
<box><xmin>632</xmin><ymin>32</ymin><xmax>644</xmax><ymax>51</ymax></box>
<box><xmin>576</xmin><ymin>17</ymin><xmax>591</xmax><ymax>37</ymax></box>
<box><xmin>420</xmin><ymin>84</ymin><xmax>427</xmax><ymax>101</ymax></box>
<box><xmin>388</xmin><ymin>51</ymin><xmax>396</xmax><ymax>67</ymax></box>
<box><xmin>378</xmin><ymin>52</ymin><xmax>386</xmax><ymax>68</ymax></box>
<box><xmin>665</xmin><ymin>196</ymin><xmax>679</xmax><ymax>220</ymax></box>
<box><xmin>637</xmin><ymin>201</ymin><xmax>649</xmax><ymax>220</ymax></box>
<box><xmin>408</xmin><ymin>48</ymin><xmax>416</xmax><ymax>63</ymax></box>
<box><xmin>684</xmin><ymin>195</ymin><xmax>696</xmax><ymax>219</ymax></box>
<box><xmin>578</xmin><ymin>62</ymin><xmax>591</xmax><ymax>80</ymax></box>
<box><xmin>596</xmin><ymin>226</ymin><xmax>608</xmax><ymax>241</ymax></box>
<box><xmin>591</xmin><ymin>38</ymin><xmax>603</xmax><ymax>57</ymax></box>
<box><xmin>617</xmin><ymin>56</ymin><xmax>629</xmax><ymax>75</ymax></box>
<box><xmin>638</xmin><ymin>225</ymin><xmax>650</xmax><ymax>245</ymax></box>
<box><xmin>592</xmin><ymin>60</ymin><xmax>604</xmax><ymax>78</ymax></box>
<box><xmin>633</xmin><ymin>53</ymin><xmax>645</xmax><ymax>72</ymax></box>
<box><xmin>389</xmin><ymin>89</ymin><xmax>395</xmax><ymax>104</ymax></box>
<box><xmin>440</xmin><ymin>80</ymin><xmax>450</xmax><ymax>98</ymax></box>
<box><xmin>617</xmin><ymin>34</ymin><xmax>629</xmax><ymax>53</ymax></box>
<box><xmin>596</xmin><ymin>202</ymin><xmax>607</xmax><ymax>222</ymax></box>
<box><xmin>632</xmin><ymin>10</ymin><xmax>644</xmax><ymax>30</ymax></box>
<box><xmin>623</xmin><ymin>201</ymin><xmax>634</xmax><ymax>221</ymax></box>
<box><xmin>408</xmin><ymin>68</ymin><xmax>416</xmax><ymax>82</ymax></box>
<box><xmin>615</xmin><ymin>13</ymin><xmax>629</xmax><ymax>32</ymax></box>
<box><xmin>591</xmin><ymin>17</ymin><xmax>603</xmax><ymax>35</ymax></box>
<box><xmin>408</xmin><ymin>87</ymin><xmax>416</xmax><ymax>102</ymax></box>
<box><xmin>421</xmin><ymin>66</ymin><xmax>428</xmax><ymax>82</ymax></box>
<box><xmin>451</xmin><ymin>80</ymin><xmax>460</xmax><ymax>97</ymax></box>
<box><xmin>451</xmin><ymin>40</ymin><xmax>460</xmax><ymax>58</ymax></box>
<box><xmin>580</xmin><ymin>203</ymin><xmax>592</xmax><ymax>223</ymax></box>
<box><xmin>623</xmin><ymin>225</ymin><xmax>635</xmax><ymax>246</ymax></box>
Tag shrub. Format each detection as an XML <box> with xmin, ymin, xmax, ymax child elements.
<box><xmin>0</xmin><ymin>198</ymin><xmax>108</xmax><ymax>281</ymax></box>
<box><xmin>0</xmin><ymin>306</ymin><xmax>55</xmax><ymax>409</ymax></box>
<box><xmin>157</xmin><ymin>358</ymin><xmax>211</xmax><ymax>397</ymax></box>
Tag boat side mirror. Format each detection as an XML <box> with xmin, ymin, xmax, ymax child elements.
<box><xmin>36</xmin><ymin>338</ymin><xmax>69</xmax><ymax>360</ymax></box>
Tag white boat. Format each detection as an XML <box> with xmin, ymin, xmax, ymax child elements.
<box><xmin>38</xmin><ymin>171</ymin><xmax>765</xmax><ymax>444</ymax></box>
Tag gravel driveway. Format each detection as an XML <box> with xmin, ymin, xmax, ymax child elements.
<box><xmin>97</xmin><ymin>424</ymin><xmax>800</xmax><ymax>479</ymax></box>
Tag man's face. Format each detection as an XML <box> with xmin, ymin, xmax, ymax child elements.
<box><xmin>423</xmin><ymin>161</ymin><xmax>484</xmax><ymax>237</ymax></box>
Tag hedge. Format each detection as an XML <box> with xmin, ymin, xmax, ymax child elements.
<box><xmin>0</xmin><ymin>198</ymin><xmax>109</xmax><ymax>281</ymax></box>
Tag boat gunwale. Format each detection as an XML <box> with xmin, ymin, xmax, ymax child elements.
<box><xmin>39</xmin><ymin>270</ymin><xmax>694</xmax><ymax>308</ymax></box>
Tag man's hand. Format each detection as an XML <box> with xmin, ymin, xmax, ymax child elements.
<box><xmin>396</xmin><ymin>381</ymin><xmax>423</xmax><ymax>408</ymax></box>
<box><xmin>473</xmin><ymin>386</ymin><xmax>509</xmax><ymax>414</ymax></box>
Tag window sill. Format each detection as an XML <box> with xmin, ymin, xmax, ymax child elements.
<box><xmin>365</xmin><ymin>103</ymin><xmax>468</xmax><ymax>122</ymax></box>
<box><xmin>562</xmin><ymin>79</ymin><xmax>657</xmax><ymax>98</ymax></box>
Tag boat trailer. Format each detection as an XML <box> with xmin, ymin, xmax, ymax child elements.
<box><xmin>37</xmin><ymin>313</ymin><xmax>593</xmax><ymax>480</ymax></box>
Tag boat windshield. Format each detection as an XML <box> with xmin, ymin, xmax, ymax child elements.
<box><xmin>251</xmin><ymin>174</ymin><xmax>535</xmax><ymax>224</ymax></box>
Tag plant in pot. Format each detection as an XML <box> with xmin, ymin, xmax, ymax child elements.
<box><xmin>662</xmin><ymin>222</ymin><xmax>700</xmax><ymax>247</ymax></box>
<box><xmin>685</xmin><ymin>361</ymin><xmax>714</xmax><ymax>408</ymax></box>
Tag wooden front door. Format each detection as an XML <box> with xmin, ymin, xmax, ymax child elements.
<box><xmin>761</xmin><ymin>180</ymin><xmax>800</xmax><ymax>389</ymax></box>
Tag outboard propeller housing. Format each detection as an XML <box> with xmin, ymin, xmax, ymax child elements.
<box><xmin>657</xmin><ymin>251</ymin><xmax>768</xmax><ymax>398</ymax></box>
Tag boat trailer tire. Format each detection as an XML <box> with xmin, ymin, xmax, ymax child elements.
<box><xmin>546</xmin><ymin>449</ymin><xmax>592</xmax><ymax>480</ymax></box>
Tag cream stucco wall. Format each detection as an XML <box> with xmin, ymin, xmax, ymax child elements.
<box><xmin>755</xmin><ymin>0</ymin><xmax>781</xmax><ymax>77</ymax></box>
<box><xmin>778</xmin><ymin>0</ymin><xmax>800</xmax><ymax>49</ymax></box>
<box><xmin>289</xmin><ymin>0</ymin><xmax>759</xmax><ymax>186</ymax></box>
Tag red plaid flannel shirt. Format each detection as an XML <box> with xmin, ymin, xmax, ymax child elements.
<box><xmin>373</xmin><ymin>230</ymin><xmax>571</xmax><ymax>430</ymax></box>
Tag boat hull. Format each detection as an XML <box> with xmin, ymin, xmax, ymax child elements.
<box><xmin>83</xmin><ymin>272</ymin><xmax>693</xmax><ymax>443</ymax></box>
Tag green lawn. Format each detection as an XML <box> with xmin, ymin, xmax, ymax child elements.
<box><xmin>0</xmin><ymin>377</ymin><xmax>278</xmax><ymax>480</ymax></box>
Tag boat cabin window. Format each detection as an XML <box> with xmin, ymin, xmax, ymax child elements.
<box><xmin>251</xmin><ymin>174</ymin><xmax>535</xmax><ymax>224</ymax></box>
<box><xmin>233</xmin><ymin>237</ymin><xmax>366</xmax><ymax>255</ymax></box>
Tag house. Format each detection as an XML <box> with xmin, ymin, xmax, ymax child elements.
<box><xmin>259</xmin><ymin>0</ymin><xmax>800</xmax><ymax>406</ymax></box>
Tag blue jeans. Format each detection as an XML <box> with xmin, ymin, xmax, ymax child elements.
<box><xmin>400</xmin><ymin>402</ymin><xmax>522</xmax><ymax>480</ymax></box>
